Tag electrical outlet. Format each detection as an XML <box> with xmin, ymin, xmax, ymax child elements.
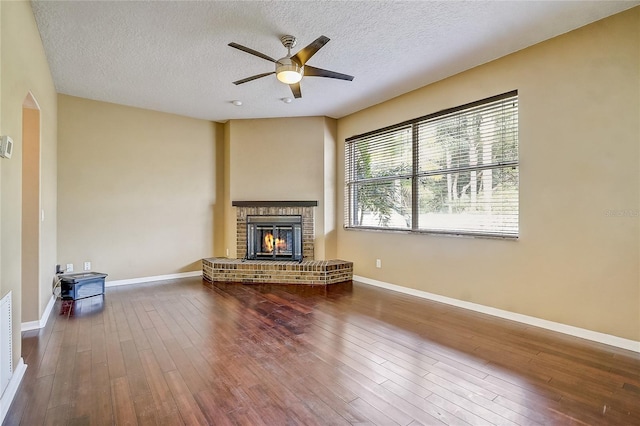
<box><xmin>84</xmin><ymin>261</ymin><xmax>91</xmax><ymax>271</ymax></box>
<box><xmin>376</xmin><ymin>259</ymin><xmax>382</xmax><ymax>268</ymax></box>
<box><xmin>226</xmin><ymin>248</ymin><xmax>230</xmax><ymax>257</ymax></box>
<box><xmin>66</xmin><ymin>263</ymin><xmax>74</xmax><ymax>273</ymax></box>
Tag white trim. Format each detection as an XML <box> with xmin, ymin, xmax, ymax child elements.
<box><xmin>106</xmin><ymin>271</ymin><xmax>202</xmax><ymax>288</ymax></box>
<box><xmin>22</xmin><ymin>91</ymin><xmax>40</xmax><ymax>110</ymax></box>
<box><xmin>21</xmin><ymin>295</ymin><xmax>55</xmax><ymax>332</ymax></box>
<box><xmin>0</xmin><ymin>358</ymin><xmax>27</xmax><ymax>424</ymax></box>
<box><xmin>354</xmin><ymin>275</ymin><xmax>640</xmax><ymax>353</ymax></box>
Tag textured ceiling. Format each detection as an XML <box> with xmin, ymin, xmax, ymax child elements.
<box><xmin>31</xmin><ymin>1</ymin><xmax>638</xmax><ymax>122</ymax></box>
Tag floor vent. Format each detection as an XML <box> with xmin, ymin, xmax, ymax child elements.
<box><xmin>0</xmin><ymin>292</ymin><xmax>12</xmax><ymax>398</ymax></box>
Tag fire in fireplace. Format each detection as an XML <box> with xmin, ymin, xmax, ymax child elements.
<box><xmin>246</xmin><ymin>215</ymin><xmax>303</xmax><ymax>261</ymax></box>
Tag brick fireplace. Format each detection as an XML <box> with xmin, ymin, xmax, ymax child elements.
<box><xmin>233</xmin><ymin>201</ymin><xmax>316</xmax><ymax>260</ymax></box>
<box><xmin>202</xmin><ymin>200</ymin><xmax>353</xmax><ymax>285</ymax></box>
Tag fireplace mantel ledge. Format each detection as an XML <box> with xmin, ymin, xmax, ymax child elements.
<box><xmin>232</xmin><ymin>201</ymin><xmax>318</xmax><ymax>207</ymax></box>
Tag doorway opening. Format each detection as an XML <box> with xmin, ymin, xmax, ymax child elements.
<box><xmin>21</xmin><ymin>92</ymin><xmax>42</xmax><ymax>323</ymax></box>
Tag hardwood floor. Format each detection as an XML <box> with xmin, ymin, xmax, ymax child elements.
<box><xmin>3</xmin><ymin>277</ymin><xmax>640</xmax><ymax>425</ymax></box>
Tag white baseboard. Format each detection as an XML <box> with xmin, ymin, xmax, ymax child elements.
<box><xmin>354</xmin><ymin>275</ymin><xmax>640</xmax><ymax>353</ymax></box>
<box><xmin>0</xmin><ymin>358</ymin><xmax>26</xmax><ymax>424</ymax></box>
<box><xmin>106</xmin><ymin>270</ymin><xmax>202</xmax><ymax>288</ymax></box>
<box><xmin>21</xmin><ymin>295</ymin><xmax>55</xmax><ymax>332</ymax></box>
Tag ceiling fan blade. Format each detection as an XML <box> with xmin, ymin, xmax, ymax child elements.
<box><xmin>289</xmin><ymin>82</ymin><xmax>302</xmax><ymax>99</ymax></box>
<box><xmin>228</xmin><ymin>42</ymin><xmax>277</xmax><ymax>63</ymax></box>
<box><xmin>233</xmin><ymin>72</ymin><xmax>275</xmax><ymax>85</ymax></box>
<box><xmin>291</xmin><ymin>35</ymin><xmax>330</xmax><ymax>66</ymax></box>
<box><xmin>304</xmin><ymin>65</ymin><xmax>354</xmax><ymax>81</ymax></box>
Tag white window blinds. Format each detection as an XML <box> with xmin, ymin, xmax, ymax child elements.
<box><xmin>345</xmin><ymin>91</ymin><xmax>519</xmax><ymax>238</ymax></box>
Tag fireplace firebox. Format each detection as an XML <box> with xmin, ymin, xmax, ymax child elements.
<box><xmin>246</xmin><ymin>215</ymin><xmax>303</xmax><ymax>262</ymax></box>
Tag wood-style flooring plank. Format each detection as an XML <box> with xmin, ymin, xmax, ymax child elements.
<box><xmin>110</xmin><ymin>376</ymin><xmax>138</xmax><ymax>425</ymax></box>
<box><xmin>43</xmin><ymin>404</ymin><xmax>70</xmax><ymax>426</ymax></box>
<box><xmin>162</xmin><ymin>340</ymin><xmax>209</xmax><ymax>394</ymax></box>
<box><xmin>138</xmin><ymin>349</ymin><xmax>180</xmax><ymax>421</ymax></box>
<box><xmin>36</xmin><ymin>330</ymin><xmax>63</xmax><ymax>378</ymax></box>
<box><xmin>47</xmin><ymin>344</ymin><xmax>77</xmax><ymax>409</ymax></box>
<box><xmin>163</xmin><ymin>370</ymin><xmax>208</xmax><ymax>426</ymax></box>
<box><xmin>381</xmin><ymin>379</ymin><xmax>468</xmax><ymax>425</ymax></box>
<box><xmin>89</xmin><ymin>324</ymin><xmax>107</xmax><ymax>366</ymax></box>
<box><xmin>16</xmin><ymin>374</ymin><xmax>54</xmax><ymax>426</ymax></box>
<box><xmin>120</xmin><ymin>339</ymin><xmax>151</xmax><ymax>398</ymax></box>
<box><xmin>132</xmin><ymin>392</ymin><xmax>159</xmax><ymax>425</ymax></box>
<box><xmin>193</xmin><ymin>390</ymin><xmax>235</xmax><ymax>426</ymax></box>
<box><xmin>89</xmin><ymin>359</ymin><xmax>114</xmax><ymax>425</ymax></box>
<box><xmin>141</xmin><ymin>327</ymin><xmax>176</xmax><ymax>373</ymax></box>
<box><xmin>68</xmin><ymin>350</ymin><xmax>93</xmax><ymax>423</ymax></box>
<box><xmin>348</xmin><ymin>396</ymin><xmax>401</xmax><ymax>425</ymax></box>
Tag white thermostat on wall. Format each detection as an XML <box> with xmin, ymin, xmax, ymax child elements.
<box><xmin>0</xmin><ymin>136</ymin><xmax>13</xmax><ymax>159</ymax></box>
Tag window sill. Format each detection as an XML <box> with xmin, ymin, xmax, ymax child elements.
<box><xmin>343</xmin><ymin>226</ymin><xmax>518</xmax><ymax>240</ymax></box>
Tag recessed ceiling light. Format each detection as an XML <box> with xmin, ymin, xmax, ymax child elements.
<box><xmin>281</xmin><ymin>97</ymin><xmax>293</xmax><ymax>104</ymax></box>
<box><xmin>232</xmin><ymin>100</ymin><xmax>243</xmax><ymax>106</ymax></box>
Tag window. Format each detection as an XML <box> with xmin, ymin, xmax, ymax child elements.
<box><xmin>345</xmin><ymin>91</ymin><xmax>519</xmax><ymax>238</ymax></box>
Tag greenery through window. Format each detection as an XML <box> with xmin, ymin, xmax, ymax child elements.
<box><xmin>345</xmin><ymin>91</ymin><xmax>519</xmax><ymax>237</ymax></box>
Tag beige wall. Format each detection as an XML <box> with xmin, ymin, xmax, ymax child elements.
<box><xmin>224</xmin><ymin>117</ymin><xmax>337</xmax><ymax>260</ymax></box>
<box><xmin>223</xmin><ymin>122</ymin><xmax>234</xmax><ymax>258</ymax></box>
<box><xmin>323</xmin><ymin>117</ymin><xmax>338</xmax><ymax>259</ymax></box>
<box><xmin>57</xmin><ymin>95</ymin><xmax>220</xmax><ymax>281</ymax></box>
<box><xmin>336</xmin><ymin>8</ymin><xmax>640</xmax><ymax>341</ymax></box>
<box><xmin>213</xmin><ymin>123</ymin><xmax>226</xmax><ymax>257</ymax></box>
<box><xmin>0</xmin><ymin>0</ymin><xmax>58</xmax><ymax>367</ymax></box>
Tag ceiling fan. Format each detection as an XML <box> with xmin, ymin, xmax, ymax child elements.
<box><xmin>228</xmin><ymin>35</ymin><xmax>354</xmax><ymax>99</ymax></box>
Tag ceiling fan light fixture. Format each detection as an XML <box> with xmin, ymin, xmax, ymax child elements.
<box><xmin>276</xmin><ymin>58</ymin><xmax>302</xmax><ymax>84</ymax></box>
<box><xmin>277</xmin><ymin>69</ymin><xmax>302</xmax><ymax>84</ymax></box>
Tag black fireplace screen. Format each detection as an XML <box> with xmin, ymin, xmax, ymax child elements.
<box><xmin>246</xmin><ymin>215</ymin><xmax>303</xmax><ymax>261</ymax></box>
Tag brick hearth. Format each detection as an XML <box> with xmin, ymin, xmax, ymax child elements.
<box><xmin>202</xmin><ymin>258</ymin><xmax>353</xmax><ymax>285</ymax></box>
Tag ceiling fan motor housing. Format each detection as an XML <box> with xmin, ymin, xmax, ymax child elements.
<box><xmin>280</xmin><ymin>35</ymin><xmax>297</xmax><ymax>50</ymax></box>
<box><xmin>276</xmin><ymin>57</ymin><xmax>301</xmax><ymax>73</ymax></box>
